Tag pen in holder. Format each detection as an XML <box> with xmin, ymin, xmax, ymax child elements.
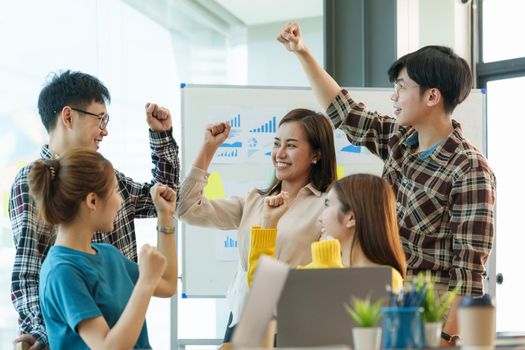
<box><xmin>381</xmin><ymin>306</ymin><xmax>426</xmax><ymax>349</ymax></box>
<box><xmin>382</xmin><ymin>284</ymin><xmax>427</xmax><ymax>349</ymax></box>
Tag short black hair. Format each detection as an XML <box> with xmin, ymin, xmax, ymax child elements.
<box><xmin>37</xmin><ymin>70</ymin><xmax>111</xmax><ymax>132</ymax></box>
<box><xmin>387</xmin><ymin>45</ymin><xmax>472</xmax><ymax>114</ymax></box>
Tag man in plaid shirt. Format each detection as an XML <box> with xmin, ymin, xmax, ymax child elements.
<box><xmin>9</xmin><ymin>71</ymin><xmax>180</xmax><ymax>349</ymax></box>
<box><xmin>278</xmin><ymin>23</ymin><xmax>496</xmax><ymax>344</ymax></box>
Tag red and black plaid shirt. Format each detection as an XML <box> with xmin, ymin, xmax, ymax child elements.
<box><xmin>9</xmin><ymin>129</ymin><xmax>179</xmax><ymax>347</ymax></box>
<box><xmin>327</xmin><ymin>89</ymin><xmax>496</xmax><ymax>296</ymax></box>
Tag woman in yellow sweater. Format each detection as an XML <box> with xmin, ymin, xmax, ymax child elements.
<box><xmin>249</xmin><ymin>173</ymin><xmax>406</xmax><ymax>290</ymax></box>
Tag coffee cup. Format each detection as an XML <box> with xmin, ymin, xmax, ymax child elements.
<box><xmin>458</xmin><ymin>294</ymin><xmax>496</xmax><ymax>350</ymax></box>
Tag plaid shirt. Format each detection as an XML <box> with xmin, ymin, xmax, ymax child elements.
<box><xmin>9</xmin><ymin>129</ymin><xmax>179</xmax><ymax>348</ymax></box>
<box><xmin>327</xmin><ymin>89</ymin><xmax>496</xmax><ymax>296</ymax></box>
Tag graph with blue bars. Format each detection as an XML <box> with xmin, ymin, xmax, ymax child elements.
<box><xmin>250</xmin><ymin>116</ymin><xmax>276</xmax><ymax>133</ymax></box>
<box><xmin>224</xmin><ymin>236</ymin><xmax>238</xmax><ymax>248</ymax></box>
<box><xmin>217</xmin><ymin>148</ymin><xmax>239</xmax><ymax>158</ymax></box>
<box><xmin>228</xmin><ymin>114</ymin><xmax>241</xmax><ymax>128</ymax></box>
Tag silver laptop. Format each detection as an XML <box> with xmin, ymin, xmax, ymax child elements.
<box><xmin>276</xmin><ymin>267</ymin><xmax>391</xmax><ymax>348</ymax></box>
<box><xmin>232</xmin><ymin>255</ymin><xmax>290</xmax><ymax>348</ymax></box>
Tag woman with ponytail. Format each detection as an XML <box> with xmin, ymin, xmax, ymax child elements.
<box><xmin>29</xmin><ymin>148</ymin><xmax>178</xmax><ymax>350</ymax></box>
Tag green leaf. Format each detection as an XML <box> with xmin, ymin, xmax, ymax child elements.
<box><xmin>343</xmin><ymin>295</ymin><xmax>384</xmax><ymax>327</ymax></box>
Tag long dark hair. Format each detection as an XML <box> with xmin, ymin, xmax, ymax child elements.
<box><xmin>332</xmin><ymin>174</ymin><xmax>406</xmax><ymax>278</ymax></box>
<box><xmin>258</xmin><ymin>108</ymin><xmax>337</xmax><ymax>196</ymax></box>
<box><xmin>28</xmin><ymin>148</ymin><xmax>115</xmax><ymax>225</ymax></box>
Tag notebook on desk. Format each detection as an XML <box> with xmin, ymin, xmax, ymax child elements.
<box><xmin>276</xmin><ymin>267</ymin><xmax>392</xmax><ymax>348</ymax></box>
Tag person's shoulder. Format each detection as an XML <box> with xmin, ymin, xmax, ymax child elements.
<box><xmin>451</xmin><ymin>139</ymin><xmax>494</xmax><ymax>176</ymax></box>
<box><xmin>246</xmin><ymin>187</ymin><xmax>263</xmax><ymax>200</ymax></box>
<box><xmin>93</xmin><ymin>243</ymin><xmax>123</xmax><ymax>257</ymax></box>
<box><xmin>12</xmin><ymin>154</ymin><xmax>58</xmax><ymax>187</ymax></box>
<box><xmin>11</xmin><ymin>162</ymin><xmax>35</xmax><ymax>185</ymax></box>
<box><xmin>41</xmin><ymin>249</ymin><xmax>85</xmax><ymax>279</ymax></box>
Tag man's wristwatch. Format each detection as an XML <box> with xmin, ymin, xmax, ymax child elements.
<box><xmin>441</xmin><ymin>331</ymin><xmax>461</xmax><ymax>346</ymax></box>
<box><xmin>157</xmin><ymin>225</ymin><xmax>175</xmax><ymax>234</ymax></box>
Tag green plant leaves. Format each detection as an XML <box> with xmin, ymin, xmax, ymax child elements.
<box><xmin>344</xmin><ymin>295</ymin><xmax>384</xmax><ymax>327</ymax></box>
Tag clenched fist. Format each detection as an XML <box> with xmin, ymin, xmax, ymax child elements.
<box><xmin>145</xmin><ymin>102</ymin><xmax>172</xmax><ymax>132</ymax></box>
<box><xmin>138</xmin><ymin>244</ymin><xmax>167</xmax><ymax>286</ymax></box>
<box><xmin>262</xmin><ymin>191</ymin><xmax>290</xmax><ymax>229</ymax></box>
<box><xmin>150</xmin><ymin>183</ymin><xmax>177</xmax><ymax>217</ymax></box>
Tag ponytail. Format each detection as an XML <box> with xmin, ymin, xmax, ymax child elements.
<box><xmin>28</xmin><ymin>148</ymin><xmax>115</xmax><ymax>225</ymax></box>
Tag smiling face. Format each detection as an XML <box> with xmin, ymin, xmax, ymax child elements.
<box><xmin>68</xmin><ymin>101</ymin><xmax>109</xmax><ymax>151</ymax></box>
<box><xmin>272</xmin><ymin>121</ymin><xmax>318</xmax><ymax>187</ymax></box>
<box><xmin>390</xmin><ymin>68</ymin><xmax>430</xmax><ymax>127</ymax></box>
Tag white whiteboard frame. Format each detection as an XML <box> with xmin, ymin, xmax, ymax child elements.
<box><xmin>180</xmin><ymin>83</ymin><xmax>489</xmax><ymax>298</ymax></box>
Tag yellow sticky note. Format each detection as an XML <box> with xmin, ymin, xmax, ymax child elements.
<box><xmin>336</xmin><ymin>165</ymin><xmax>345</xmax><ymax>180</ymax></box>
<box><xmin>17</xmin><ymin>160</ymin><xmax>28</xmax><ymax>170</ymax></box>
<box><xmin>203</xmin><ymin>172</ymin><xmax>225</xmax><ymax>199</ymax></box>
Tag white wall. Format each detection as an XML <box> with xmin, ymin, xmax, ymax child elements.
<box><xmin>397</xmin><ymin>0</ymin><xmax>471</xmax><ymax>64</ymax></box>
<box><xmin>247</xmin><ymin>16</ymin><xmax>323</xmax><ymax>86</ymax></box>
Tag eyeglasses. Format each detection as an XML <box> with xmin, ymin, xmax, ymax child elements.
<box><xmin>71</xmin><ymin>107</ymin><xmax>110</xmax><ymax>130</ymax></box>
<box><xmin>393</xmin><ymin>81</ymin><xmax>403</xmax><ymax>95</ymax></box>
<box><xmin>393</xmin><ymin>80</ymin><xmax>420</xmax><ymax>95</ymax></box>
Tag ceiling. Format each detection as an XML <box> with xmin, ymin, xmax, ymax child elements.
<box><xmin>213</xmin><ymin>0</ymin><xmax>323</xmax><ymax>25</ymax></box>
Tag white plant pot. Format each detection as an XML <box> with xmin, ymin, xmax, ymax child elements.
<box><xmin>425</xmin><ymin>321</ymin><xmax>443</xmax><ymax>347</ymax></box>
<box><xmin>352</xmin><ymin>326</ymin><xmax>382</xmax><ymax>350</ymax></box>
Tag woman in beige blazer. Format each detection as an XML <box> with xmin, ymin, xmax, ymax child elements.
<box><xmin>177</xmin><ymin>108</ymin><xmax>337</xmax><ymax>342</ymax></box>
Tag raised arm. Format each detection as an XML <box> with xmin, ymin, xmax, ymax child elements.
<box><xmin>277</xmin><ymin>22</ymin><xmax>341</xmax><ymax>110</ymax></box>
<box><xmin>146</xmin><ymin>102</ymin><xmax>180</xmax><ymax>189</ymax></box>
<box><xmin>131</xmin><ymin>103</ymin><xmax>181</xmax><ymax>218</ymax></box>
<box><xmin>194</xmin><ymin>121</ymin><xmax>231</xmax><ymax>171</ymax></box>
<box><xmin>149</xmin><ymin>184</ymin><xmax>178</xmax><ymax>297</ymax></box>
<box><xmin>176</xmin><ymin>121</ymin><xmax>245</xmax><ymax>229</ymax></box>
<box><xmin>9</xmin><ymin>169</ymin><xmax>51</xmax><ymax>350</ymax></box>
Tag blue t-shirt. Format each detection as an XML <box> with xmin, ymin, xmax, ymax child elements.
<box><xmin>39</xmin><ymin>243</ymin><xmax>150</xmax><ymax>350</ymax></box>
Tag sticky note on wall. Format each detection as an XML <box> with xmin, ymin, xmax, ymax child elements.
<box><xmin>203</xmin><ymin>172</ymin><xmax>225</xmax><ymax>199</ymax></box>
<box><xmin>336</xmin><ymin>165</ymin><xmax>345</xmax><ymax>180</ymax></box>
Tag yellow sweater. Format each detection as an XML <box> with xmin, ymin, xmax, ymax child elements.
<box><xmin>248</xmin><ymin>226</ymin><xmax>403</xmax><ymax>292</ymax></box>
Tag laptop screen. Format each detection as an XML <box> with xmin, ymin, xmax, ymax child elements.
<box><xmin>277</xmin><ymin>267</ymin><xmax>391</xmax><ymax>348</ymax></box>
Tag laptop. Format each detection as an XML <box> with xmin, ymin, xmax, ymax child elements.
<box><xmin>232</xmin><ymin>255</ymin><xmax>290</xmax><ymax>348</ymax></box>
<box><xmin>276</xmin><ymin>267</ymin><xmax>391</xmax><ymax>348</ymax></box>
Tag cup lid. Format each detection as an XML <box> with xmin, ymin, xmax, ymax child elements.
<box><xmin>459</xmin><ymin>294</ymin><xmax>494</xmax><ymax>308</ymax></box>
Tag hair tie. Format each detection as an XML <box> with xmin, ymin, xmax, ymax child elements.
<box><xmin>49</xmin><ymin>165</ymin><xmax>56</xmax><ymax>180</ymax></box>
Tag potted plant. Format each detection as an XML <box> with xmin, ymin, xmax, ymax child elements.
<box><xmin>344</xmin><ymin>295</ymin><xmax>384</xmax><ymax>350</ymax></box>
<box><xmin>416</xmin><ymin>274</ymin><xmax>458</xmax><ymax>347</ymax></box>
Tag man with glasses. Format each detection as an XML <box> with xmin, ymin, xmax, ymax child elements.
<box><xmin>277</xmin><ymin>23</ymin><xmax>496</xmax><ymax>345</ymax></box>
<box><xmin>9</xmin><ymin>70</ymin><xmax>180</xmax><ymax>349</ymax></box>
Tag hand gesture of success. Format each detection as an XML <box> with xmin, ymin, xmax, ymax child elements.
<box><xmin>145</xmin><ymin>102</ymin><xmax>173</xmax><ymax>132</ymax></box>
<box><xmin>262</xmin><ymin>191</ymin><xmax>290</xmax><ymax>229</ymax></box>
<box><xmin>194</xmin><ymin>121</ymin><xmax>232</xmax><ymax>171</ymax></box>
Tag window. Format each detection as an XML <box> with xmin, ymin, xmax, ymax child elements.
<box><xmin>0</xmin><ymin>0</ymin><xmax>245</xmax><ymax>348</ymax></box>
<box><xmin>0</xmin><ymin>0</ymin><xmax>323</xmax><ymax>348</ymax></box>
<box><xmin>478</xmin><ymin>0</ymin><xmax>525</xmax><ymax>332</ymax></box>
<box><xmin>482</xmin><ymin>0</ymin><xmax>525</xmax><ymax>63</ymax></box>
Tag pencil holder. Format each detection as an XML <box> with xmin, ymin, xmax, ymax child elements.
<box><xmin>381</xmin><ymin>307</ymin><xmax>426</xmax><ymax>349</ymax></box>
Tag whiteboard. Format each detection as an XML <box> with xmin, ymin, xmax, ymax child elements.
<box><xmin>180</xmin><ymin>84</ymin><xmax>486</xmax><ymax>297</ymax></box>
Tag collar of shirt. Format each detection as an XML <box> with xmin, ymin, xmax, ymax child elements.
<box><xmin>40</xmin><ymin>145</ymin><xmax>60</xmax><ymax>160</ymax></box>
<box><xmin>401</xmin><ymin>120</ymin><xmax>464</xmax><ymax>166</ymax></box>
<box><xmin>302</xmin><ymin>183</ymin><xmax>323</xmax><ymax>197</ymax></box>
